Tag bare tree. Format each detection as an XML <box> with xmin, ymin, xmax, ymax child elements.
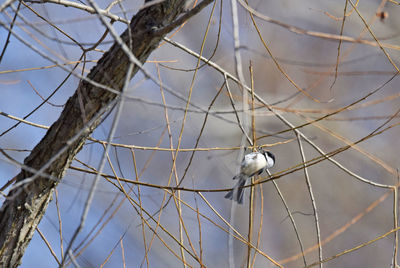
<box><xmin>0</xmin><ymin>0</ymin><xmax>211</xmax><ymax>266</ymax></box>
<box><xmin>1</xmin><ymin>0</ymin><xmax>399</xmax><ymax>267</ymax></box>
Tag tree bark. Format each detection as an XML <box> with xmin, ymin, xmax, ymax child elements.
<box><xmin>0</xmin><ymin>0</ymin><xmax>210</xmax><ymax>266</ymax></box>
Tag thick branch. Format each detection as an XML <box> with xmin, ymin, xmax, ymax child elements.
<box><xmin>0</xmin><ymin>0</ymin><xmax>211</xmax><ymax>266</ymax></box>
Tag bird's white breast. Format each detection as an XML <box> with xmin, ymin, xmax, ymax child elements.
<box><xmin>240</xmin><ymin>152</ymin><xmax>267</xmax><ymax>176</ymax></box>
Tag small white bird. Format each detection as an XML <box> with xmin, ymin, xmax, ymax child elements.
<box><xmin>225</xmin><ymin>149</ymin><xmax>275</xmax><ymax>204</ymax></box>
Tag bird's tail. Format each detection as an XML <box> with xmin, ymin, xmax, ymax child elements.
<box><xmin>224</xmin><ymin>174</ymin><xmax>248</xmax><ymax>204</ymax></box>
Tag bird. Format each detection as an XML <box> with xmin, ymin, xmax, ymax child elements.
<box><xmin>225</xmin><ymin>148</ymin><xmax>275</xmax><ymax>204</ymax></box>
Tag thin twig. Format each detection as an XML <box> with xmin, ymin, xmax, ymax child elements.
<box><xmin>296</xmin><ymin>134</ymin><xmax>321</xmax><ymax>267</ymax></box>
<box><xmin>0</xmin><ymin>1</ymin><xmax>20</xmax><ymax>63</ymax></box>
<box><xmin>328</xmin><ymin>0</ymin><xmax>348</xmax><ymax>91</ymax></box>
<box><xmin>36</xmin><ymin>227</ymin><xmax>61</xmax><ymax>265</ymax></box>
<box><xmin>269</xmin><ymin>170</ymin><xmax>307</xmax><ymax>267</ymax></box>
<box><xmin>247</xmin><ymin>62</ymin><xmax>256</xmax><ymax>268</ymax></box>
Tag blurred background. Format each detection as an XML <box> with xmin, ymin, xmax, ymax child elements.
<box><xmin>1</xmin><ymin>0</ymin><xmax>400</xmax><ymax>267</ymax></box>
